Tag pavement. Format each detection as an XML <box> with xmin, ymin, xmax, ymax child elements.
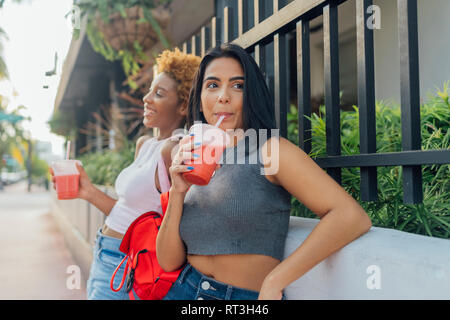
<box><xmin>0</xmin><ymin>180</ymin><xmax>86</xmax><ymax>300</ymax></box>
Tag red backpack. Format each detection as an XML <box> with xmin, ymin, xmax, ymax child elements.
<box><xmin>110</xmin><ymin>191</ymin><xmax>182</xmax><ymax>300</ymax></box>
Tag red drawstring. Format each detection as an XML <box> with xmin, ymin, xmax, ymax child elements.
<box><xmin>110</xmin><ymin>255</ymin><xmax>130</xmax><ymax>292</ymax></box>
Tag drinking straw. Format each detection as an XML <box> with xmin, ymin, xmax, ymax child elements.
<box><xmin>214</xmin><ymin>115</ymin><xmax>227</xmax><ymax>148</ymax></box>
<box><xmin>215</xmin><ymin>115</ymin><xmax>225</xmax><ymax>128</ymax></box>
<box><xmin>66</xmin><ymin>141</ymin><xmax>71</xmax><ymax>160</ymax></box>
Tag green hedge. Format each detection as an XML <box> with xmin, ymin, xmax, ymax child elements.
<box><xmin>288</xmin><ymin>83</ymin><xmax>450</xmax><ymax>239</ymax></box>
<box><xmin>78</xmin><ymin>143</ymin><xmax>135</xmax><ymax>187</ymax></box>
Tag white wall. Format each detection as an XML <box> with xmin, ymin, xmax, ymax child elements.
<box><xmin>169</xmin><ymin>0</ymin><xmax>214</xmax><ymax>45</ymax></box>
<box><xmin>308</xmin><ymin>0</ymin><xmax>359</xmax><ymax>105</ymax></box>
<box><xmin>374</xmin><ymin>0</ymin><xmax>450</xmax><ymax>103</ymax></box>
<box><xmin>307</xmin><ymin>0</ymin><xmax>450</xmax><ymax>105</ymax></box>
<box><xmin>284</xmin><ymin>217</ymin><xmax>450</xmax><ymax>299</ymax></box>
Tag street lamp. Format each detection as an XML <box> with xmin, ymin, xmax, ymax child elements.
<box><xmin>43</xmin><ymin>52</ymin><xmax>58</xmax><ymax>89</ymax></box>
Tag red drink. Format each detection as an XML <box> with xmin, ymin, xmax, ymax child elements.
<box><xmin>52</xmin><ymin>160</ymin><xmax>82</xmax><ymax>200</ymax></box>
<box><xmin>181</xmin><ymin>123</ymin><xmax>230</xmax><ymax>186</ymax></box>
<box><xmin>55</xmin><ymin>174</ymin><xmax>80</xmax><ymax>199</ymax></box>
<box><xmin>183</xmin><ymin>144</ymin><xmax>225</xmax><ymax>186</ymax></box>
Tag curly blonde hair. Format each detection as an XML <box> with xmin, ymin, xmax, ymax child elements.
<box><xmin>156</xmin><ymin>47</ymin><xmax>201</xmax><ymax>106</ymax></box>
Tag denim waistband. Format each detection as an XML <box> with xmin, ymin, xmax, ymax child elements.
<box><xmin>177</xmin><ymin>263</ymin><xmax>261</xmax><ymax>300</ymax></box>
<box><xmin>95</xmin><ymin>227</ymin><xmax>123</xmax><ymax>253</ymax></box>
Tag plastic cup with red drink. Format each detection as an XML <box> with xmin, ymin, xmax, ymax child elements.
<box><xmin>182</xmin><ymin>123</ymin><xmax>231</xmax><ymax>186</ymax></box>
<box><xmin>51</xmin><ymin>160</ymin><xmax>82</xmax><ymax>200</ymax></box>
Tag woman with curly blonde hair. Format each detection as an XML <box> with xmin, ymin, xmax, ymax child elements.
<box><xmin>51</xmin><ymin>48</ymin><xmax>201</xmax><ymax>300</ymax></box>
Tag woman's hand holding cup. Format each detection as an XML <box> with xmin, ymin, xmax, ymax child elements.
<box><xmin>169</xmin><ymin>135</ymin><xmax>220</xmax><ymax>194</ymax></box>
<box><xmin>73</xmin><ymin>162</ymin><xmax>96</xmax><ymax>201</ymax></box>
<box><xmin>169</xmin><ymin>135</ymin><xmax>195</xmax><ymax>194</ymax></box>
<box><xmin>49</xmin><ymin>161</ymin><xmax>95</xmax><ymax>201</ymax></box>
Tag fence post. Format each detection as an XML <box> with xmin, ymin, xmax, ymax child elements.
<box><xmin>323</xmin><ymin>0</ymin><xmax>342</xmax><ymax>184</ymax></box>
<box><xmin>398</xmin><ymin>0</ymin><xmax>422</xmax><ymax>204</ymax></box>
<box><xmin>296</xmin><ymin>19</ymin><xmax>311</xmax><ymax>154</ymax></box>
<box><xmin>357</xmin><ymin>0</ymin><xmax>378</xmax><ymax>201</ymax></box>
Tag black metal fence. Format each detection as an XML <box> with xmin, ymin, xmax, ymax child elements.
<box><xmin>180</xmin><ymin>0</ymin><xmax>450</xmax><ymax>204</ymax></box>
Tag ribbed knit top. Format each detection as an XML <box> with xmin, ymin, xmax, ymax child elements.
<box><xmin>180</xmin><ymin>136</ymin><xmax>291</xmax><ymax>261</ymax></box>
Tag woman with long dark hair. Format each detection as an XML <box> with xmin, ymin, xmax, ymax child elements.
<box><xmin>156</xmin><ymin>43</ymin><xmax>372</xmax><ymax>300</ymax></box>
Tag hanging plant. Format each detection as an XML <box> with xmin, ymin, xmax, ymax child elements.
<box><xmin>74</xmin><ymin>0</ymin><xmax>173</xmax><ymax>88</ymax></box>
<box><xmin>47</xmin><ymin>109</ymin><xmax>78</xmax><ymax>139</ymax></box>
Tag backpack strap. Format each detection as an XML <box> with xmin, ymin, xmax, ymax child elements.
<box><xmin>157</xmin><ymin>155</ymin><xmax>171</xmax><ymax>194</ymax></box>
<box><xmin>160</xmin><ymin>191</ymin><xmax>169</xmax><ymax>216</ymax></box>
<box><xmin>158</xmin><ymin>132</ymin><xmax>185</xmax><ymax>194</ymax></box>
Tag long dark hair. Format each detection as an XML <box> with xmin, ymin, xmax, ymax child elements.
<box><xmin>186</xmin><ymin>43</ymin><xmax>277</xmax><ymax>136</ymax></box>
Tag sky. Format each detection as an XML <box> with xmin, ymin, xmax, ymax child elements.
<box><xmin>0</xmin><ymin>0</ymin><xmax>74</xmax><ymax>158</ymax></box>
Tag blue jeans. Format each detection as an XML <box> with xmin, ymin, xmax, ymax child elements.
<box><xmin>86</xmin><ymin>228</ymin><xmax>129</xmax><ymax>300</ymax></box>
<box><xmin>163</xmin><ymin>263</ymin><xmax>261</xmax><ymax>300</ymax></box>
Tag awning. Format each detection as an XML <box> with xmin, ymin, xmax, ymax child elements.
<box><xmin>54</xmin><ymin>17</ymin><xmax>113</xmax><ymax>113</ymax></box>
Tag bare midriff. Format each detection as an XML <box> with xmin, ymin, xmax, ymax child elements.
<box><xmin>187</xmin><ymin>254</ymin><xmax>280</xmax><ymax>292</ymax></box>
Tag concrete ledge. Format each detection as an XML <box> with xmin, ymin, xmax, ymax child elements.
<box><xmin>50</xmin><ymin>186</ymin><xmax>117</xmax><ymax>282</ymax></box>
<box><xmin>50</xmin><ymin>197</ymin><xmax>93</xmax><ymax>284</ymax></box>
<box><xmin>284</xmin><ymin>217</ymin><xmax>450</xmax><ymax>299</ymax></box>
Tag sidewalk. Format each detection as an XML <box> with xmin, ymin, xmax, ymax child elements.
<box><xmin>0</xmin><ymin>181</ymin><xmax>86</xmax><ymax>299</ymax></box>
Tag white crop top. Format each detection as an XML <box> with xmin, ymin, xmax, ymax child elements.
<box><xmin>105</xmin><ymin>137</ymin><xmax>171</xmax><ymax>234</ymax></box>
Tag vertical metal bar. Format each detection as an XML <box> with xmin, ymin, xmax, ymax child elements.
<box><xmin>357</xmin><ymin>0</ymin><xmax>378</xmax><ymax>201</ymax></box>
<box><xmin>224</xmin><ymin>7</ymin><xmax>229</xmax><ymax>43</ymax></box>
<box><xmin>201</xmin><ymin>26</ymin><xmax>211</xmax><ymax>57</ymax></box>
<box><xmin>274</xmin><ymin>33</ymin><xmax>289</xmax><ymax>138</ymax></box>
<box><xmin>254</xmin><ymin>0</ymin><xmax>261</xmax><ymax>66</ymax></box>
<box><xmin>186</xmin><ymin>40</ymin><xmax>192</xmax><ymax>54</ymax></box>
<box><xmin>243</xmin><ymin>0</ymin><xmax>249</xmax><ymax>34</ymax></box>
<box><xmin>323</xmin><ymin>1</ymin><xmax>341</xmax><ymax>184</ymax></box>
<box><xmin>398</xmin><ymin>0</ymin><xmax>422</xmax><ymax>204</ymax></box>
<box><xmin>259</xmin><ymin>0</ymin><xmax>267</xmax><ymax>22</ymax></box>
<box><xmin>296</xmin><ymin>20</ymin><xmax>311</xmax><ymax>154</ymax></box>
<box><xmin>259</xmin><ymin>2</ymin><xmax>272</xmax><ymax>102</ymax></box>
<box><xmin>224</xmin><ymin>6</ymin><xmax>234</xmax><ymax>43</ymax></box>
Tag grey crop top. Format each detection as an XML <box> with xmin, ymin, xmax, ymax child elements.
<box><xmin>179</xmin><ymin>136</ymin><xmax>292</xmax><ymax>261</ymax></box>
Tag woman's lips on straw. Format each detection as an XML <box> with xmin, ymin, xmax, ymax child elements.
<box><xmin>215</xmin><ymin>112</ymin><xmax>233</xmax><ymax>119</ymax></box>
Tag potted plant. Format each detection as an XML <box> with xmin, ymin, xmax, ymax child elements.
<box><xmin>75</xmin><ymin>0</ymin><xmax>173</xmax><ymax>89</ymax></box>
